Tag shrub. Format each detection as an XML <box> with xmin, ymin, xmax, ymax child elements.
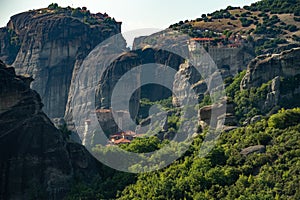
<box><xmin>226</xmin><ymin>6</ymin><xmax>233</xmax><ymax>10</ymax></box>
<box><xmin>294</xmin><ymin>9</ymin><xmax>300</xmax><ymax>16</ymax></box>
<box><xmin>244</xmin><ymin>6</ymin><xmax>251</xmax><ymax>10</ymax></box>
<box><xmin>71</xmin><ymin>8</ymin><xmax>83</xmax><ymax>18</ymax></box>
<box><xmin>294</xmin><ymin>17</ymin><xmax>300</xmax><ymax>22</ymax></box>
<box><xmin>285</xmin><ymin>24</ymin><xmax>299</xmax><ymax>32</ymax></box>
<box><xmin>268</xmin><ymin>108</ymin><xmax>300</xmax><ymax>129</ymax></box>
<box><xmin>292</xmin><ymin>34</ymin><xmax>300</xmax><ymax>42</ymax></box>
<box><xmin>230</xmin><ymin>16</ymin><xmax>237</xmax><ymax>20</ymax></box>
<box><xmin>239</xmin><ymin>17</ymin><xmax>254</xmax><ymax>27</ymax></box>
<box><xmin>258</xmin><ymin>12</ymin><xmax>268</xmax><ymax>17</ymax></box>
<box><xmin>241</xmin><ymin>12</ymin><xmax>248</xmax><ymax>17</ymax></box>
<box><xmin>263</xmin><ymin>15</ymin><xmax>280</xmax><ymax>26</ymax></box>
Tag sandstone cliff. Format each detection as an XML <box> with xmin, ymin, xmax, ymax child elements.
<box><xmin>241</xmin><ymin>47</ymin><xmax>300</xmax><ymax>89</ymax></box>
<box><xmin>240</xmin><ymin>47</ymin><xmax>300</xmax><ymax>115</ymax></box>
<box><xmin>0</xmin><ymin>60</ymin><xmax>101</xmax><ymax>199</ymax></box>
<box><xmin>65</xmin><ymin>44</ymin><xmax>185</xmax><ymax>145</ymax></box>
<box><xmin>0</xmin><ymin>7</ymin><xmax>122</xmax><ymax>119</ymax></box>
<box><xmin>95</xmin><ymin>47</ymin><xmax>184</xmax><ymax>109</ymax></box>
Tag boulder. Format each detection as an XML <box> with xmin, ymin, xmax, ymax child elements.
<box><xmin>250</xmin><ymin>115</ymin><xmax>262</xmax><ymax>124</ymax></box>
<box><xmin>240</xmin><ymin>145</ymin><xmax>266</xmax><ymax>156</ymax></box>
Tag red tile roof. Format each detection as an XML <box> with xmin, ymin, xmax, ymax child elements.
<box><xmin>192</xmin><ymin>38</ymin><xmax>214</xmax><ymax>41</ymax></box>
<box><xmin>95</xmin><ymin>109</ymin><xmax>111</xmax><ymax>113</ymax></box>
<box><xmin>110</xmin><ymin>131</ymin><xmax>135</xmax><ymax>137</ymax></box>
<box><xmin>113</xmin><ymin>138</ymin><xmax>131</xmax><ymax>144</ymax></box>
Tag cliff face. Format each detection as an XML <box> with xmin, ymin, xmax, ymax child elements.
<box><xmin>95</xmin><ymin>47</ymin><xmax>184</xmax><ymax>109</ymax></box>
<box><xmin>0</xmin><ymin>27</ymin><xmax>20</xmax><ymax>64</ymax></box>
<box><xmin>65</xmin><ymin>45</ymin><xmax>184</xmax><ymax>145</ymax></box>
<box><xmin>0</xmin><ymin>7</ymin><xmax>121</xmax><ymax>119</ymax></box>
<box><xmin>172</xmin><ymin>62</ymin><xmax>207</xmax><ymax>106</ymax></box>
<box><xmin>0</xmin><ymin>60</ymin><xmax>101</xmax><ymax>199</ymax></box>
<box><xmin>241</xmin><ymin>47</ymin><xmax>300</xmax><ymax>89</ymax></box>
<box><xmin>240</xmin><ymin>47</ymin><xmax>300</xmax><ymax>113</ymax></box>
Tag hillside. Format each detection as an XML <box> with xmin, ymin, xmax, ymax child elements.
<box><xmin>170</xmin><ymin>0</ymin><xmax>300</xmax><ymax>55</ymax></box>
<box><xmin>119</xmin><ymin>108</ymin><xmax>300</xmax><ymax>199</ymax></box>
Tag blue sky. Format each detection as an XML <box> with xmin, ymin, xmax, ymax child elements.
<box><xmin>1</xmin><ymin>0</ymin><xmax>258</xmax><ymax>31</ymax></box>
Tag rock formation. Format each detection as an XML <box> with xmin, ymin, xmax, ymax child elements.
<box><xmin>240</xmin><ymin>145</ymin><xmax>266</xmax><ymax>156</ymax></box>
<box><xmin>241</xmin><ymin>47</ymin><xmax>300</xmax><ymax>89</ymax></box>
<box><xmin>199</xmin><ymin>99</ymin><xmax>237</xmax><ymax>129</ymax></box>
<box><xmin>95</xmin><ymin>47</ymin><xmax>184</xmax><ymax>109</ymax></box>
<box><xmin>172</xmin><ymin>62</ymin><xmax>205</xmax><ymax>105</ymax></box>
<box><xmin>0</xmin><ymin>60</ymin><xmax>101</xmax><ymax>199</ymax></box>
<box><xmin>0</xmin><ymin>7</ymin><xmax>122</xmax><ymax>119</ymax></box>
<box><xmin>241</xmin><ymin>47</ymin><xmax>300</xmax><ymax>112</ymax></box>
<box><xmin>65</xmin><ymin>45</ymin><xmax>184</xmax><ymax>145</ymax></box>
<box><xmin>0</xmin><ymin>27</ymin><xmax>20</xmax><ymax>64</ymax></box>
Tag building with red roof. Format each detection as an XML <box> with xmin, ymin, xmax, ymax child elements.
<box><xmin>113</xmin><ymin>138</ymin><xmax>132</xmax><ymax>145</ymax></box>
<box><xmin>108</xmin><ymin>130</ymin><xmax>138</xmax><ymax>145</ymax></box>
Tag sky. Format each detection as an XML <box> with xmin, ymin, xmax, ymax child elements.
<box><xmin>0</xmin><ymin>0</ymin><xmax>258</xmax><ymax>45</ymax></box>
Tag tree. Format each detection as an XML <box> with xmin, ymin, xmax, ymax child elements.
<box><xmin>48</xmin><ymin>3</ymin><xmax>59</xmax><ymax>10</ymax></box>
<box><xmin>58</xmin><ymin>124</ymin><xmax>71</xmax><ymax>140</ymax></box>
<box><xmin>247</xmin><ymin>35</ymin><xmax>254</xmax><ymax>43</ymax></box>
<box><xmin>239</xmin><ymin>17</ymin><xmax>254</xmax><ymax>27</ymax></box>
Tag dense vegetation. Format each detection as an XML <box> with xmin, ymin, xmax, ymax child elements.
<box><xmin>225</xmin><ymin>71</ymin><xmax>273</xmax><ymax>124</ymax></box>
<box><xmin>119</xmin><ymin>108</ymin><xmax>300</xmax><ymax>199</ymax></box>
<box><xmin>66</xmin><ymin>166</ymin><xmax>136</xmax><ymax>199</ymax></box>
<box><xmin>246</xmin><ymin>0</ymin><xmax>300</xmax><ymax>15</ymax></box>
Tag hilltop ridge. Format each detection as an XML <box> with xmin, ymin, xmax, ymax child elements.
<box><xmin>170</xmin><ymin>0</ymin><xmax>300</xmax><ymax>55</ymax></box>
